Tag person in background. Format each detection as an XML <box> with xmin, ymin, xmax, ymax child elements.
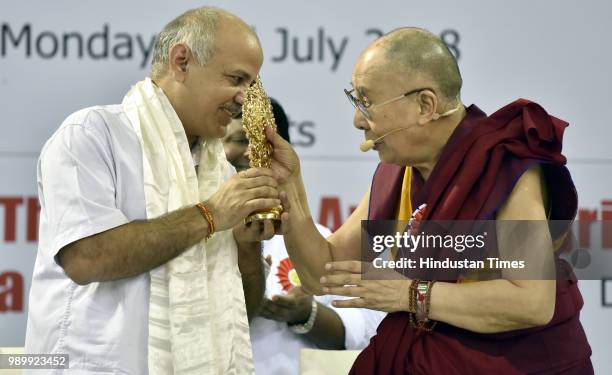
<box><xmin>223</xmin><ymin>99</ymin><xmax>386</xmax><ymax>375</ymax></box>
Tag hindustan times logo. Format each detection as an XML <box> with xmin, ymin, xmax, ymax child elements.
<box><xmin>363</xmin><ymin>220</ymin><xmax>612</xmax><ymax>281</ymax></box>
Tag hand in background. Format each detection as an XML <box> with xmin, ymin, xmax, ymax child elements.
<box><xmin>233</xmin><ymin>220</ymin><xmax>276</xmax><ymax>246</ymax></box>
<box><xmin>260</xmin><ymin>286</ymin><xmax>314</xmax><ymax>324</ymax></box>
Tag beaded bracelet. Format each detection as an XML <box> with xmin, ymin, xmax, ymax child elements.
<box><xmin>195</xmin><ymin>202</ymin><xmax>215</xmax><ymax>241</ymax></box>
<box><xmin>288</xmin><ymin>300</ymin><xmax>318</xmax><ymax>334</ymax></box>
<box><xmin>409</xmin><ymin>279</ymin><xmax>437</xmax><ymax>331</ymax></box>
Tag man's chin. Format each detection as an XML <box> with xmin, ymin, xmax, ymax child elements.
<box><xmin>190</xmin><ymin>128</ymin><xmax>227</xmax><ymax>141</ymax></box>
<box><xmin>377</xmin><ymin>149</ymin><xmax>390</xmax><ymax>162</ymax></box>
<box><xmin>212</xmin><ymin>123</ymin><xmax>229</xmax><ymax>138</ymax></box>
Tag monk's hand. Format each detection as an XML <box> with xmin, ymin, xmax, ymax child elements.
<box><xmin>259</xmin><ymin>286</ymin><xmax>314</xmax><ymax>324</ymax></box>
<box><xmin>278</xmin><ymin>191</ymin><xmax>291</xmax><ymax>235</ymax></box>
<box><xmin>205</xmin><ymin>167</ymin><xmax>280</xmax><ymax>232</ymax></box>
<box><xmin>265</xmin><ymin>126</ymin><xmax>300</xmax><ymax>184</ymax></box>
<box><xmin>320</xmin><ymin>261</ymin><xmax>412</xmax><ymax>313</ymax></box>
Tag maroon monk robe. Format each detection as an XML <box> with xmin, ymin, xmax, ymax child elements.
<box><xmin>351</xmin><ymin>100</ymin><xmax>592</xmax><ymax>375</ymax></box>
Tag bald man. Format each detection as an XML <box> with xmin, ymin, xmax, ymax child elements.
<box><xmin>267</xmin><ymin>28</ymin><xmax>593</xmax><ymax>374</ymax></box>
<box><xmin>26</xmin><ymin>7</ymin><xmax>279</xmax><ymax>374</ymax></box>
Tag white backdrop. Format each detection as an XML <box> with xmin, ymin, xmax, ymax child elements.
<box><xmin>1</xmin><ymin>0</ymin><xmax>611</xmax><ymax>372</ymax></box>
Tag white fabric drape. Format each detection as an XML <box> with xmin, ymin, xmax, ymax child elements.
<box><xmin>122</xmin><ymin>78</ymin><xmax>254</xmax><ymax>374</ymax></box>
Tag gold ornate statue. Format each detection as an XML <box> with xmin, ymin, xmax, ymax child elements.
<box><xmin>242</xmin><ymin>76</ymin><xmax>283</xmax><ymax>223</ymax></box>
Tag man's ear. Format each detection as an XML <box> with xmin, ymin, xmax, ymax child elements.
<box><xmin>416</xmin><ymin>90</ymin><xmax>438</xmax><ymax>125</ymax></box>
<box><xmin>168</xmin><ymin>43</ymin><xmax>191</xmax><ymax>82</ymax></box>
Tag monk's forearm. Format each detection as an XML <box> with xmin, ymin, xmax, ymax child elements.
<box><xmin>284</xmin><ymin>216</ymin><xmax>333</xmax><ymax>295</ymax></box>
<box><xmin>282</xmin><ymin>176</ymin><xmax>333</xmax><ymax>294</ymax></box>
<box><xmin>58</xmin><ymin>206</ymin><xmax>210</xmax><ymax>285</ymax></box>
<box><xmin>428</xmin><ymin>280</ymin><xmax>556</xmax><ymax>333</ymax></box>
<box><xmin>237</xmin><ymin>241</ymin><xmax>265</xmax><ymax>322</ymax></box>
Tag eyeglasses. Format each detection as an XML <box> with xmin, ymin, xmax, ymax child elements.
<box><xmin>344</xmin><ymin>86</ymin><xmax>434</xmax><ymax>120</ymax></box>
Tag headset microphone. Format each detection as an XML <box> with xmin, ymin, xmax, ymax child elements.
<box><xmin>359</xmin><ymin>105</ymin><xmax>462</xmax><ymax>152</ymax></box>
<box><xmin>359</xmin><ymin>128</ymin><xmax>407</xmax><ymax>152</ymax></box>
<box><xmin>359</xmin><ymin>139</ymin><xmax>376</xmax><ymax>152</ymax></box>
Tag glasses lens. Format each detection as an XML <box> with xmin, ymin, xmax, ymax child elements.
<box><xmin>344</xmin><ymin>89</ymin><xmax>357</xmax><ymax>108</ymax></box>
<box><xmin>344</xmin><ymin>89</ymin><xmax>370</xmax><ymax>119</ymax></box>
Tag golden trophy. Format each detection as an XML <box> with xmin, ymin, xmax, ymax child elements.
<box><xmin>242</xmin><ymin>76</ymin><xmax>283</xmax><ymax>223</ymax></box>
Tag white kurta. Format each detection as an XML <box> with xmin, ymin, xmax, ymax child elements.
<box><xmin>250</xmin><ymin>224</ymin><xmax>386</xmax><ymax>375</ymax></box>
<box><xmin>25</xmin><ymin>104</ymin><xmax>237</xmax><ymax>374</ymax></box>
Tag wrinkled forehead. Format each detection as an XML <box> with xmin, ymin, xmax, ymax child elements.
<box><xmin>351</xmin><ymin>46</ymin><xmax>404</xmax><ymax>96</ymax></box>
<box><xmin>211</xmin><ymin>18</ymin><xmax>263</xmax><ymax>67</ymax></box>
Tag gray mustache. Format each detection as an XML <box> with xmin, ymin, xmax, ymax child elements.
<box><xmin>223</xmin><ymin>105</ymin><xmax>242</xmax><ymax>119</ymax></box>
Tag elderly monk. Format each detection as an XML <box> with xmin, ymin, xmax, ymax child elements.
<box><xmin>266</xmin><ymin>28</ymin><xmax>593</xmax><ymax>374</ymax></box>
<box><xmin>25</xmin><ymin>7</ymin><xmax>280</xmax><ymax>374</ymax></box>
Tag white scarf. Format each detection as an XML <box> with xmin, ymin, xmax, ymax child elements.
<box><xmin>122</xmin><ymin>78</ymin><xmax>254</xmax><ymax>375</ymax></box>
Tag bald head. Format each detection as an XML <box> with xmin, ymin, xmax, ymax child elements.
<box><xmin>374</xmin><ymin>28</ymin><xmax>462</xmax><ymax>103</ymax></box>
<box><xmin>151</xmin><ymin>7</ymin><xmax>259</xmax><ymax>79</ymax></box>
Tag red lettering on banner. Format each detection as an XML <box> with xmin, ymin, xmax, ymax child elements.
<box><xmin>319</xmin><ymin>197</ymin><xmax>342</xmax><ymax>232</ymax></box>
<box><xmin>578</xmin><ymin>209</ymin><xmax>597</xmax><ymax>248</ymax></box>
<box><xmin>0</xmin><ymin>196</ymin><xmax>40</xmax><ymax>243</ymax></box>
<box><xmin>0</xmin><ymin>271</ymin><xmax>24</xmax><ymax>312</ymax></box>
<box><xmin>318</xmin><ymin>197</ymin><xmax>359</xmax><ymax>231</ymax></box>
<box><xmin>602</xmin><ymin>201</ymin><xmax>612</xmax><ymax>249</ymax></box>
<box><xmin>577</xmin><ymin>201</ymin><xmax>612</xmax><ymax>250</ymax></box>
<box><xmin>27</xmin><ymin>197</ymin><xmax>40</xmax><ymax>242</ymax></box>
<box><xmin>0</xmin><ymin>197</ymin><xmax>23</xmax><ymax>242</ymax></box>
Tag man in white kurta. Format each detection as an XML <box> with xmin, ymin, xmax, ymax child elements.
<box><xmin>26</xmin><ymin>104</ymin><xmax>238</xmax><ymax>373</ymax></box>
<box><xmin>251</xmin><ymin>228</ymin><xmax>386</xmax><ymax>375</ymax></box>
<box><xmin>26</xmin><ymin>7</ymin><xmax>276</xmax><ymax>374</ymax></box>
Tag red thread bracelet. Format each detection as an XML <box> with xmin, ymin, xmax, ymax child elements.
<box><xmin>196</xmin><ymin>202</ymin><xmax>215</xmax><ymax>240</ymax></box>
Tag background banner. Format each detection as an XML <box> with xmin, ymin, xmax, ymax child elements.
<box><xmin>1</xmin><ymin>0</ymin><xmax>610</xmax><ymax>371</ymax></box>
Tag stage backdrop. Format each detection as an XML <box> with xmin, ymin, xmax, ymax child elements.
<box><xmin>1</xmin><ymin>0</ymin><xmax>610</xmax><ymax>372</ymax></box>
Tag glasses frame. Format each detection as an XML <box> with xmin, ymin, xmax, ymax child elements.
<box><xmin>344</xmin><ymin>86</ymin><xmax>435</xmax><ymax>120</ymax></box>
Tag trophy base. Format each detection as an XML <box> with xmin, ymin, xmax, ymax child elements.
<box><xmin>245</xmin><ymin>206</ymin><xmax>282</xmax><ymax>223</ymax></box>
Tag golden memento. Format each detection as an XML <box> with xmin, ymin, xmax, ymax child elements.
<box><xmin>242</xmin><ymin>76</ymin><xmax>283</xmax><ymax>223</ymax></box>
